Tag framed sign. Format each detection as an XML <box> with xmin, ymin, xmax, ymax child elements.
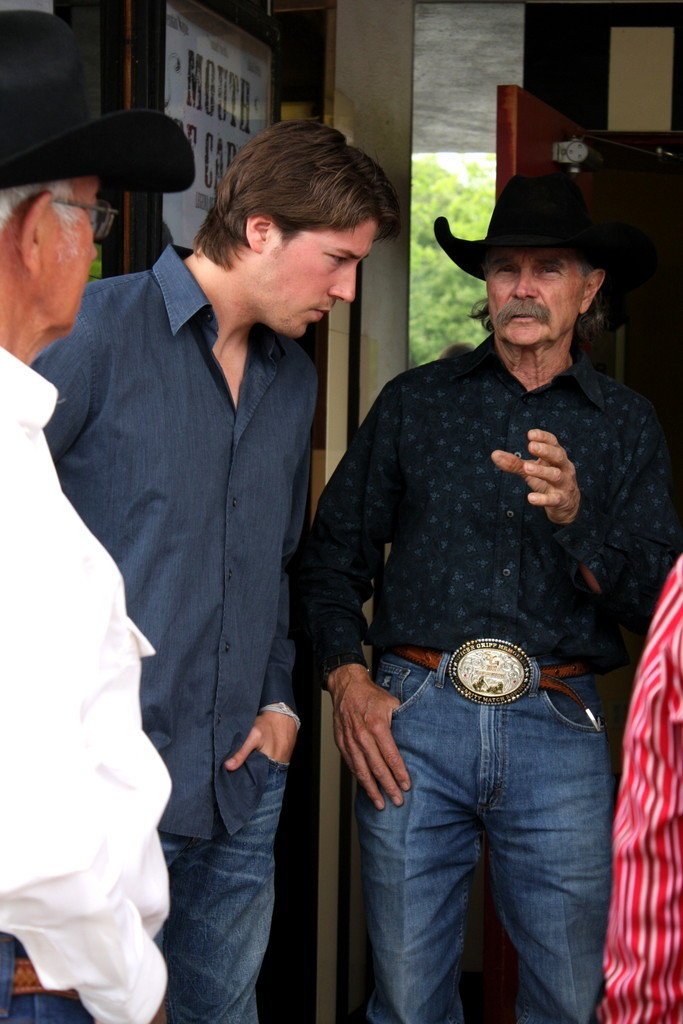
<box><xmin>163</xmin><ymin>0</ymin><xmax>276</xmax><ymax>247</ymax></box>
<box><xmin>98</xmin><ymin>0</ymin><xmax>278</xmax><ymax>276</ymax></box>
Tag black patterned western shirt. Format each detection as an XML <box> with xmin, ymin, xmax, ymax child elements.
<box><xmin>299</xmin><ymin>338</ymin><xmax>683</xmax><ymax>674</ymax></box>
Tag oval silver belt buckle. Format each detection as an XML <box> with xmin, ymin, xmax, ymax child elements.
<box><xmin>447</xmin><ymin>639</ymin><xmax>532</xmax><ymax>705</ymax></box>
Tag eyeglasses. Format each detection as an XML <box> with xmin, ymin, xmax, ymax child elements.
<box><xmin>51</xmin><ymin>198</ymin><xmax>119</xmax><ymax>241</ymax></box>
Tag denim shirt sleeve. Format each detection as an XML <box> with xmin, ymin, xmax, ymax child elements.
<box><xmin>260</xmin><ymin>438</ymin><xmax>313</xmax><ymax>711</ymax></box>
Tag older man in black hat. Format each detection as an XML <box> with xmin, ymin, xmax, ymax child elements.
<box><xmin>0</xmin><ymin>11</ymin><xmax>193</xmax><ymax>1024</ymax></box>
<box><xmin>299</xmin><ymin>173</ymin><xmax>683</xmax><ymax>1024</ymax></box>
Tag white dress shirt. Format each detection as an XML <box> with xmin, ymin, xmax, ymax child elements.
<box><xmin>0</xmin><ymin>347</ymin><xmax>171</xmax><ymax>1024</ymax></box>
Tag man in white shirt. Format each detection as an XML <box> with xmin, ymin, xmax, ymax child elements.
<box><xmin>0</xmin><ymin>11</ymin><xmax>193</xmax><ymax>1024</ymax></box>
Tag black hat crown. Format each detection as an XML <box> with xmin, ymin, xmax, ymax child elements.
<box><xmin>485</xmin><ymin>173</ymin><xmax>593</xmax><ymax>244</ymax></box>
<box><xmin>0</xmin><ymin>10</ymin><xmax>194</xmax><ymax>193</ymax></box>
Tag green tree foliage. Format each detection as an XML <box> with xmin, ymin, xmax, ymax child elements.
<box><xmin>409</xmin><ymin>154</ymin><xmax>496</xmax><ymax>366</ymax></box>
<box><xmin>89</xmin><ymin>244</ymin><xmax>102</xmax><ymax>281</ymax></box>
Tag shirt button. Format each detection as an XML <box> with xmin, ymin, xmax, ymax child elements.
<box><xmin>502</xmin><ymin>568</ymin><xmax>511</xmax><ymax>577</ymax></box>
<box><xmin>223</xmin><ymin>642</ymin><xmax>230</xmax><ymax>652</ymax></box>
<box><xmin>506</xmin><ymin>509</ymin><xmax>514</xmax><ymax>518</ymax></box>
<box><xmin>232</xmin><ymin>498</ymin><xmax>237</xmax><ymax>508</ymax></box>
<box><xmin>514</xmin><ymin>451</ymin><xmax>522</xmax><ymax>459</ymax></box>
<box><xmin>227</xmin><ymin>569</ymin><xmax>233</xmax><ymax>580</ymax></box>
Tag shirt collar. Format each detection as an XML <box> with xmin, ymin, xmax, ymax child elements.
<box><xmin>451</xmin><ymin>335</ymin><xmax>605</xmax><ymax>409</ymax></box>
<box><xmin>152</xmin><ymin>245</ymin><xmax>287</xmax><ymax>361</ymax></box>
<box><xmin>0</xmin><ymin>346</ymin><xmax>57</xmax><ymax>432</ymax></box>
<box><xmin>153</xmin><ymin>245</ymin><xmax>211</xmax><ymax>335</ymax></box>
<box><xmin>559</xmin><ymin>345</ymin><xmax>605</xmax><ymax>409</ymax></box>
<box><xmin>449</xmin><ymin>336</ymin><xmax>496</xmax><ymax>378</ymax></box>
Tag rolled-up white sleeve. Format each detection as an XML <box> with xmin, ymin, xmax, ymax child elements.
<box><xmin>0</xmin><ymin>354</ymin><xmax>171</xmax><ymax>1024</ymax></box>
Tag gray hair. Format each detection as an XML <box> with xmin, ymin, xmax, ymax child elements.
<box><xmin>0</xmin><ymin>180</ymin><xmax>79</xmax><ymax>234</ymax></box>
<box><xmin>471</xmin><ymin>250</ymin><xmax>609</xmax><ymax>346</ymax></box>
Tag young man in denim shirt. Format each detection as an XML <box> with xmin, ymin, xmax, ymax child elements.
<box><xmin>34</xmin><ymin>119</ymin><xmax>400</xmax><ymax>1024</ymax></box>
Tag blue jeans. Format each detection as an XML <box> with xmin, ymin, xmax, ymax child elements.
<box><xmin>357</xmin><ymin>652</ymin><xmax>614</xmax><ymax>1024</ymax></box>
<box><xmin>0</xmin><ymin>937</ymin><xmax>93</xmax><ymax>1023</ymax></box>
<box><xmin>158</xmin><ymin>759</ymin><xmax>288</xmax><ymax>1024</ymax></box>
<box><xmin>0</xmin><ymin>995</ymin><xmax>92</xmax><ymax>1024</ymax></box>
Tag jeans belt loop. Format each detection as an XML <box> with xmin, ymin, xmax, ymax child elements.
<box><xmin>435</xmin><ymin>651</ymin><xmax>450</xmax><ymax>689</ymax></box>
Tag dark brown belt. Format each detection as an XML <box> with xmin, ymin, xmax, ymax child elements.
<box><xmin>392</xmin><ymin>644</ymin><xmax>595</xmax><ymax>719</ymax></box>
<box><xmin>13</xmin><ymin>957</ymin><xmax>78</xmax><ymax>999</ymax></box>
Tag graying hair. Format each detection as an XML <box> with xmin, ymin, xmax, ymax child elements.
<box><xmin>471</xmin><ymin>250</ymin><xmax>609</xmax><ymax>345</ymax></box>
<box><xmin>0</xmin><ymin>180</ymin><xmax>79</xmax><ymax>234</ymax></box>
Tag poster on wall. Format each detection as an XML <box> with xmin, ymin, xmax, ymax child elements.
<box><xmin>163</xmin><ymin>0</ymin><xmax>273</xmax><ymax>247</ymax></box>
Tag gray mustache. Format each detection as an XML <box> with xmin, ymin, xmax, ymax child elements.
<box><xmin>495</xmin><ymin>300</ymin><xmax>551</xmax><ymax>327</ymax></box>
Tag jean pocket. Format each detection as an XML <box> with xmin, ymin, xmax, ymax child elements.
<box><xmin>376</xmin><ymin>658</ymin><xmax>433</xmax><ymax>717</ymax></box>
<box><xmin>540</xmin><ymin>678</ymin><xmax>606</xmax><ymax>734</ymax></box>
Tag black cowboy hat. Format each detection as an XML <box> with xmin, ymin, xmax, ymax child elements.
<box><xmin>0</xmin><ymin>10</ymin><xmax>194</xmax><ymax>193</ymax></box>
<box><xmin>434</xmin><ymin>172</ymin><xmax>657</xmax><ymax>292</ymax></box>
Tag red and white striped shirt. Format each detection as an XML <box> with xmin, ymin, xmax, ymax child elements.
<box><xmin>600</xmin><ymin>554</ymin><xmax>683</xmax><ymax>1024</ymax></box>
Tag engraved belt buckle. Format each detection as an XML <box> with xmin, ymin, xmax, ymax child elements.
<box><xmin>447</xmin><ymin>639</ymin><xmax>532</xmax><ymax>705</ymax></box>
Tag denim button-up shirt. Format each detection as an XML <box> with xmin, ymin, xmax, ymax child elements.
<box><xmin>299</xmin><ymin>338</ymin><xmax>683</xmax><ymax>673</ymax></box>
<box><xmin>34</xmin><ymin>246</ymin><xmax>317</xmax><ymax>838</ymax></box>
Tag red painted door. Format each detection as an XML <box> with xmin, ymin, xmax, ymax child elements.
<box><xmin>496</xmin><ymin>84</ymin><xmax>594</xmax><ymax>202</ymax></box>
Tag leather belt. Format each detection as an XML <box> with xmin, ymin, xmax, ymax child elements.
<box><xmin>13</xmin><ymin>957</ymin><xmax>78</xmax><ymax>999</ymax></box>
<box><xmin>391</xmin><ymin>642</ymin><xmax>600</xmax><ymax>730</ymax></box>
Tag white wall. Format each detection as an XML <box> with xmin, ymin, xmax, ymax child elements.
<box><xmin>314</xmin><ymin>5</ymin><xmax>414</xmax><ymax>1022</ymax></box>
<box><xmin>335</xmin><ymin>0</ymin><xmax>413</xmax><ymax>416</ymax></box>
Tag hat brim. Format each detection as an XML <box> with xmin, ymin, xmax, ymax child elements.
<box><xmin>434</xmin><ymin>216</ymin><xmax>658</xmax><ymax>292</ymax></box>
<box><xmin>0</xmin><ymin>108</ymin><xmax>195</xmax><ymax>193</ymax></box>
